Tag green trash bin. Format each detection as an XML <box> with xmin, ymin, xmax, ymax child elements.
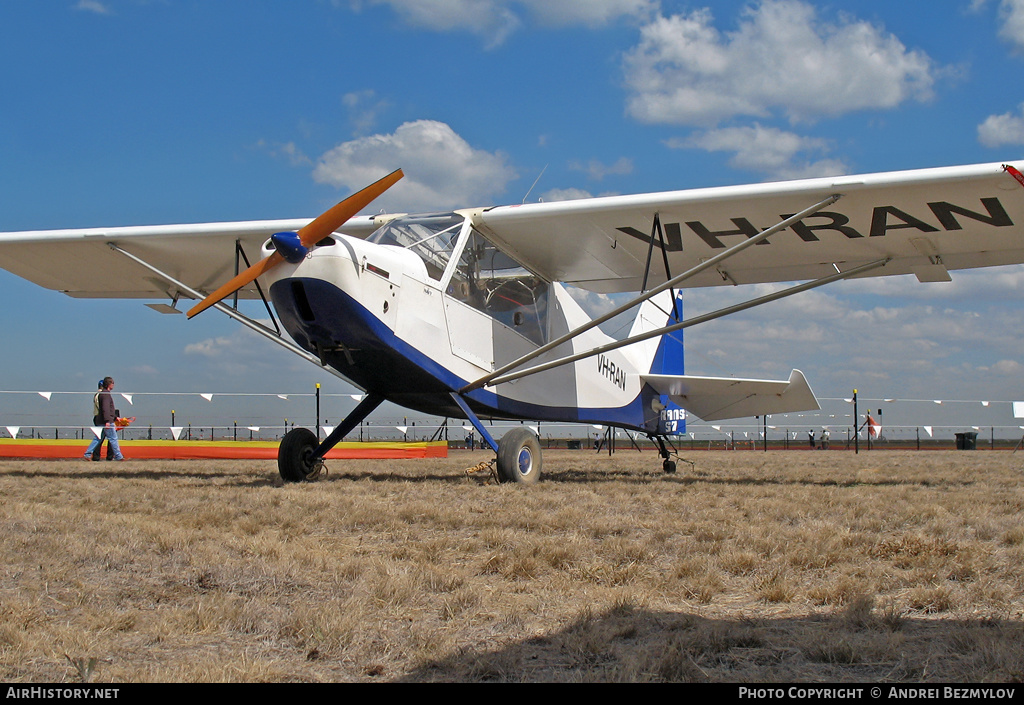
<box><xmin>955</xmin><ymin>432</ymin><xmax>978</xmax><ymax>450</ymax></box>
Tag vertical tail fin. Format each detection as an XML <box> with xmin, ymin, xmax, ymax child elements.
<box><xmin>631</xmin><ymin>290</ymin><xmax>686</xmax><ymax>434</ymax></box>
<box><xmin>630</xmin><ymin>289</ymin><xmax>684</xmax><ymax>375</ymax></box>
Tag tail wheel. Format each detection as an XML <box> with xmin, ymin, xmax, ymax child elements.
<box><xmin>278</xmin><ymin>427</ymin><xmax>322</xmax><ymax>483</ymax></box>
<box><xmin>497</xmin><ymin>427</ymin><xmax>542</xmax><ymax>484</ymax></box>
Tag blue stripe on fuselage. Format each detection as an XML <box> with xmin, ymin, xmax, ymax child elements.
<box><xmin>270</xmin><ymin>277</ymin><xmax>654</xmax><ymax>431</ymax></box>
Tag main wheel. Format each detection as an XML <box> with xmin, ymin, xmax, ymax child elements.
<box><xmin>278</xmin><ymin>427</ymin><xmax>322</xmax><ymax>483</ymax></box>
<box><xmin>496</xmin><ymin>427</ymin><xmax>542</xmax><ymax>484</ymax></box>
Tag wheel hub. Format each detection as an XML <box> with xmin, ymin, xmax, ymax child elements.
<box><xmin>517</xmin><ymin>447</ymin><xmax>533</xmax><ymax>476</ymax></box>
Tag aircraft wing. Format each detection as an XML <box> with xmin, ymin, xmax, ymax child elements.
<box><xmin>0</xmin><ymin>216</ymin><xmax>380</xmax><ymax>300</ymax></box>
<box><xmin>473</xmin><ymin>162</ymin><xmax>1024</xmax><ymax>292</ymax></box>
<box><xmin>643</xmin><ymin>370</ymin><xmax>818</xmax><ymax>422</ymax></box>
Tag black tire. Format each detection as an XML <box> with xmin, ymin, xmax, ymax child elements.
<box><xmin>663</xmin><ymin>459</ymin><xmax>677</xmax><ymax>474</ymax></box>
<box><xmin>496</xmin><ymin>427</ymin><xmax>542</xmax><ymax>484</ymax></box>
<box><xmin>278</xmin><ymin>427</ymin><xmax>321</xmax><ymax>483</ymax></box>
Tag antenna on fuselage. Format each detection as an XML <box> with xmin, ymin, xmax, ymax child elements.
<box><xmin>522</xmin><ymin>164</ymin><xmax>548</xmax><ymax>204</ymax></box>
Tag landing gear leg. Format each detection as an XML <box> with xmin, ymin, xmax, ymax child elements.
<box><xmin>651</xmin><ymin>434</ymin><xmax>691</xmax><ymax>474</ymax></box>
<box><xmin>449</xmin><ymin>392</ymin><xmax>543</xmax><ymax>484</ymax></box>
<box><xmin>277</xmin><ymin>392</ymin><xmax>384</xmax><ymax>483</ymax></box>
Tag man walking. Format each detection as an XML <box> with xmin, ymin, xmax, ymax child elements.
<box><xmin>83</xmin><ymin>377</ymin><xmax>125</xmax><ymax>461</ymax></box>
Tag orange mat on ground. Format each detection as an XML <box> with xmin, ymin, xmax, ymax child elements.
<box><xmin>0</xmin><ymin>439</ymin><xmax>448</xmax><ymax>460</ymax></box>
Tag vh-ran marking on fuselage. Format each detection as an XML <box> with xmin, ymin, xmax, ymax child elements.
<box><xmin>1</xmin><ymin>162</ymin><xmax>1022</xmax><ymax>483</ymax></box>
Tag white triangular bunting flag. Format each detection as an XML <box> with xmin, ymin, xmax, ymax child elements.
<box><xmin>37</xmin><ymin>392</ymin><xmax>51</xmax><ymax>401</ymax></box>
<box><xmin>170</xmin><ymin>426</ymin><xmax>183</xmax><ymax>440</ymax></box>
<box><xmin>923</xmin><ymin>426</ymin><xmax>933</xmax><ymax>437</ymax></box>
<box><xmin>350</xmin><ymin>394</ymin><xmax>364</xmax><ymax>401</ymax></box>
<box><xmin>200</xmin><ymin>393</ymin><xmax>213</xmax><ymax>402</ymax></box>
<box><xmin>247</xmin><ymin>426</ymin><xmax>260</xmax><ymax>432</ymax></box>
<box><xmin>90</xmin><ymin>426</ymin><xmax>103</xmax><ymax>439</ymax></box>
<box><xmin>5</xmin><ymin>426</ymin><xmax>20</xmax><ymax>439</ymax></box>
<box><xmin>396</xmin><ymin>426</ymin><xmax>408</xmax><ymax>434</ymax></box>
<box><xmin>321</xmin><ymin>426</ymin><xmax>334</xmax><ymax>437</ymax></box>
<box><xmin>120</xmin><ymin>393</ymin><xmax>133</xmax><ymax>405</ymax></box>
<box><xmin>277</xmin><ymin>394</ymin><xmax>288</xmax><ymax>400</ymax></box>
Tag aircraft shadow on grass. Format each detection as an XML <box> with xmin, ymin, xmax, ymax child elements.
<box><xmin>397</xmin><ymin>604</ymin><xmax>1024</xmax><ymax>682</ymax></box>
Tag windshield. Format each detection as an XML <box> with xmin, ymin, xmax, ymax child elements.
<box><xmin>366</xmin><ymin>213</ymin><xmax>464</xmax><ymax>281</ymax></box>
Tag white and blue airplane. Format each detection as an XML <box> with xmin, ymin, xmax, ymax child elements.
<box><xmin>1</xmin><ymin>162</ymin><xmax>1023</xmax><ymax>482</ymax></box>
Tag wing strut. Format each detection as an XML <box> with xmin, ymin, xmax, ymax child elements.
<box><xmin>461</xmin><ymin>193</ymin><xmax>842</xmax><ymax>393</ymax></box>
<box><xmin>477</xmin><ymin>257</ymin><xmax>890</xmax><ymax>388</ymax></box>
<box><xmin>234</xmin><ymin>239</ymin><xmax>281</xmax><ymax>336</ymax></box>
<box><xmin>107</xmin><ymin>243</ymin><xmax>355</xmax><ymax>384</ymax></box>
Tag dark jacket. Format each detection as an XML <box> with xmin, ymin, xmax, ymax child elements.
<box><xmin>97</xmin><ymin>390</ymin><xmax>116</xmax><ymax>425</ymax></box>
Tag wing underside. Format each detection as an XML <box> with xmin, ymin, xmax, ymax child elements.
<box><xmin>0</xmin><ymin>216</ymin><xmax>381</xmax><ymax>300</ymax></box>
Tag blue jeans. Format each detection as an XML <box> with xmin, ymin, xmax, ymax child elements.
<box><xmin>85</xmin><ymin>426</ymin><xmax>123</xmax><ymax>460</ymax></box>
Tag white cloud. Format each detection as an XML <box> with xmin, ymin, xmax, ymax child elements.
<box><xmin>1004</xmin><ymin>0</ymin><xmax>1024</xmax><ymax>47</ymax></box>
<box><xmin>967</xmin><ymin>0</ymin><xmax>1024</xmax><ymax>50</ymax></box>
<box><xmin>364</xmin><ymin>0</ymin><xmax>521</xmax><ymax>47</ymax></box>
<box><xmin>672</xmin><ymin>124</ymin><xmax>847</xmax><ymax>180</ymax></box>
<box><xmin>623</xmin><ymin>0</ymin><xmax>936</xmax><ymax>127</ymax></box>
<box><xmin>256</xmin><ymin>139</ymin><xmax>312</xmax><ymax>167</ymax></box>
<box><xmin>521</xmin><ymin>0</ymin><xmax>658</xmax><ymax>27</ymax></box>
<box><xmin>312</xmin><ymin>120</ymin><xmax>517</xmax><ymax>212</ymax></box>
<box><xmin>184</xmin><ymin>337</ymin><xmax>234</xmax><ymax>358</ymax></box>
<box><xmin>539</xmin><ymin>187</ymin><xmax>594</xmax><ymax>202</ymax></box>
<box><xmin>75</xmin><ymin>0</ymin><xmax>112</xmax><ymax>14</ymax></box>
<box><xmin>994</xmin><ymin>0</ymin><xmax>1024</xmax><ymax>52</ymax></box>
<box><xmin>988</xmin><ymin>359</ymin><xmax>1023</xmax><ymax>375</ymax></box>
<box><xmin>358</xmin><ymin>0</ymin><xmax>657</xmax><ymax>45</ymax></box>
<box><xmin>568</xmin><ymin>157</ymin><xmax>634</xmax><ymax>181</ymax></box>
<box><xmin>978</xmin><ymin>103</ymin><xmax>1024</xmax><ymax>147</ymax></box>
<box><xmin>343</xmin><ymin>90</ymin><xmax>392</xmax><ymax>135</ymax></box>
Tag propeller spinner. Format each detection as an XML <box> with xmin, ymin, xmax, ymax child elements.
<box><xmin>186</xmin><ymin>168</ymin><xmax>404</xmax><ymax>318</ymax></box>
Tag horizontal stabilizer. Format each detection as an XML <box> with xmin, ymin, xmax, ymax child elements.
<box><xmin>643</xmin><ymin>369</ymin><xmax>818</xmax><ymax>422</ymax></box>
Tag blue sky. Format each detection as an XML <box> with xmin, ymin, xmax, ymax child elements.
<box><xmin>2</xmin><ymin>0</ymin><xmax>1024</xmax><ymax>439</ymax></box>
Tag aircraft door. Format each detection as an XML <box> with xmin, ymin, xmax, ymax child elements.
<box><xmin>442</xmin><ymin>230</ymin><xmax>551</xmax><ymax>371</ymax></box>
<box><xmin>443</xmin><ymin>296</ymin><xmax>494</xmax><ymax>371</ymax></box>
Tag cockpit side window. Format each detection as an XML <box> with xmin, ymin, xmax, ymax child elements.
<box><xmin>448</xmin><ymin>230</ymin><xmax>551</xmax><ymax>346</ymax></box>
<box><xmin>366</xmin><ymin>213</ymin><xmax>464</xmax><ymax>281</ymax></box>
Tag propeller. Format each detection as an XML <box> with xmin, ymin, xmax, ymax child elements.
<box><xmin>186</xmin><ymin>168</ymin><xmax>404</xmax><ymax>319</ymax></box>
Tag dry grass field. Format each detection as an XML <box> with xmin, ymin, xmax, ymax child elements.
<box><xmin>1</xmin><ymin>448</ymin><xmax>1022</xmax><ymax>683</ymax></box>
